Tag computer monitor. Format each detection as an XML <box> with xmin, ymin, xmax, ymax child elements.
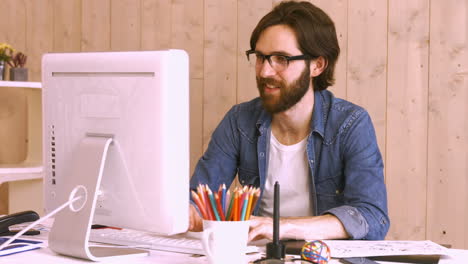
<box><xmin>41</xmin><ymin>50</ymin><xmax>190</xmax><ymax>260</ymax></box>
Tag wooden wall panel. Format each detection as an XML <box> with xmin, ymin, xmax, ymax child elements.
<box><xmin>81</xmin><ymin>0</ymin><xmax>110</xmax><ymax>51</ymax></box>
<box><xmin>347</xmin><ymin>0</ymin><xmax>388</xmax><ymax>161</ymax></box>
<box><xmin>171</xmin><ymin>0</ymin><xmax>204</xmax><ymax>79</ymax></box>
<box><xmin>189</xmin><ymin>79</ymin><xmax>204</xmax><ymax>175</ymax></box>
<box><xmin>0</xmin><ymin>0</ymin><xmax>27</xmax><ymax>214</ymax></box>
<box><xmin>310</xmin><ymin>0</ymin><xmax>348</xmax><ymax>99</ymax></box>
<box><xmin>237</xmin><ymin>0</ymin><xmax>273</xmax><ymax>103</ymax></box>
<box><xmin>386</xmin><ymin>0</ymin><xmax>429</xmax><ymax>240</ymax></box>
<box><xmin>111</xmin><ymin>0</ymin><xmax>141</xmax><ymax>51</ymax></box>
<box><xmin>170</xmin><ymin>0</ymin><xmax>204</xmax><ymax>173</ymax></box>
<box><xmin>203</xmin><ymin>0</ymin><xmax>238</xmax><ymax>150</ymax></box>
<box><xmin>427</xmin><ymin>0</ymin><xmax>468</xmax><ymax>249</ymax></box>
<box><xmin>53</xmin><ymin>0</ymin><xmax>81</xmax><ymax>52</ymax></box>
<box><xmin>25</xmin><ymin>0</ymin><xmax>54</xmax><ymax>82</ymax></box>
<box><xmin>141</xmin><ymin>0</ymin><xmax>171</xmax><ymax>50</ymax></box>
<box><xmin>0</xmin><ymin>0</ymin><xmax>28</xmax><ymax>164</ymax></box>
<box><xmin>8</xmin><ymin>0</ymin><xmax>55</xmax><ymax>215</ymax></box>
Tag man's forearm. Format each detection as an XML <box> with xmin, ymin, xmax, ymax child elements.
<box><xmin>280</xmin><ymin>214</ymin><xmax>350</xmax><ymax>240</ymax></box>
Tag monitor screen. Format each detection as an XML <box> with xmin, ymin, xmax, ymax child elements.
<box><xmin>41</xmin><ymin>50</ymin><xmax>189</xmax><ymax>259</ymax></box>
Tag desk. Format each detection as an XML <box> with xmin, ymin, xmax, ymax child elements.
<box><xmin>4</xmin><ymin>244</ymin><xmax>468</xmax><ymax>264</ymax></box>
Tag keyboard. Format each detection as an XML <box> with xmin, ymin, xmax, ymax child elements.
<box><xmin>89</xmin><ymin>228</ymin><xmax>260</xmax><ymax>255</ymax></box>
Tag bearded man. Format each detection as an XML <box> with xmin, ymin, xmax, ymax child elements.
<box><xmin>188</xmin><ymin>1</ymin><xmax>390</xmax><ymax>241</ymax></box>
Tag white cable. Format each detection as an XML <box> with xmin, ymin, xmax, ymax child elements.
<box><xmin>0</xmin><ymin>195</ymin><xmax>82</xmax><ymax>251</ymax></box>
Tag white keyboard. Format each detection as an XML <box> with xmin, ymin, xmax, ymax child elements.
<box><xmin>89</xmin><ymin>228</ymin><xmax>260</xmax><ymax>255</ymax></box>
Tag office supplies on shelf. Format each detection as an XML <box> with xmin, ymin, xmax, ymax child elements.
<box><xmin>0</xmin><ymin>211</ymin><xmax>40</xmax><ymax>236</ymax></box>
<box><xmin>88</xmin><ymin>228</ymin><xmax>260</xmax><ymax>255</ymax></box>
<box><xmin>0</xmin><ymin>237</ymin><xmax>43</xmax><ymax>257</ymax></box>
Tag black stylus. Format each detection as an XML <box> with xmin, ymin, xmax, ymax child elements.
<box><xmin>266</xmin><ymin>181</ymin><xmax>285</xmax><ymax>259</ymax></box>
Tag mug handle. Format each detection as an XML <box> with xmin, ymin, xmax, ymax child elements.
<box><xmin>202</xmin><ymin>227</ymin><xmax>214</xmax><ymax>257</ymax></box>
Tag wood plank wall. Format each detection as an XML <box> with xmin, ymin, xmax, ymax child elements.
<box><xmin>0</xmin><ymin>0</ymin><xmax>466</xmax><ymax>249</ymax></box>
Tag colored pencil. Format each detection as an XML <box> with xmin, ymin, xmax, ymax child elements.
<box><xmin>191</xmin><ymin>190</ymin><xmax>208</xmax><ymax>219</ymax></box>
<box><xmin>193</xmin><ymin>183</ymin><xmax>261</xmax><ymax>221</ymax></box>
<box><xmin>224</xmin><ymin>190</ymin><xmax>230</xmax><ymax>217</ymax></box>
<box><xmin>245</xmin><ymin>189</ymin><xmax>254</xmax><ymax>220</ymax></box>
<box><xmin>203</xmin><ymin>185</ymin><xmax>215</xmax><ymax>220</ymax></box>
<box><xmin>240</xmin><ymin>192</ymin><xmax>249</xmax><ymax>220</ymax></box>
<box><xmin>221</xmin><ymin>184</ymin><xmax>227</xmax><ymax>214</ymax></box>
<box><xmin>207</xmin><ymin>189</ymin><xmax>221</xmax><ymax>221</ymax></box>
<box><xmin>226</xmin><ymin>190</ymin><xmax>235</xmax><ymax>221</ymax></box>
<box><xmin>214</xmin><ymin>193</ymin><xmax>226</xmax><ymax>221</ymax></box>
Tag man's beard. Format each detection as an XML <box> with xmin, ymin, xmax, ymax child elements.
<box><xmin>256</xmin><ymin>66</ymin><xmax>311</xmax><ymax>114</ymax></box>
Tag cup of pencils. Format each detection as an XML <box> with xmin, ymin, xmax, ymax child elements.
<box><xmin>192</xmin><ymin>184</ymin><xmax>261</xmax><ymax>264</ymax></box>
<box><xmin>191</xmin><ymin>184</ymin><xmax>261</xmax><ymax>221</ymax></box>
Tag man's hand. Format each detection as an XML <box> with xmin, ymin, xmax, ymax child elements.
<box><xmin>248</xmin><ymin>215</ymin><xmax>275</xmax><ymax>241</ymax></box>
<box><xmin>248</xmin><ymin>214</ymin><xmax>349</xmax><ymax>242</ymax></box>
<box><xmin>188</xmin><ymin>204</ymin><xmax>203</xmax><ymax>232</ymax></box>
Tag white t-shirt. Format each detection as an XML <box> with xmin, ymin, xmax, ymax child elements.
<box><xmin>258</xmin><ymin>131</ymin><xmax>314</xmax><ymax>217</ymax></box>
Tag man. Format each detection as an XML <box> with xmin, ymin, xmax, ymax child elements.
<box><xmin>189</xmin><ymin>0</ymin><xmax>390</xmax><ymax>241</ymax></box>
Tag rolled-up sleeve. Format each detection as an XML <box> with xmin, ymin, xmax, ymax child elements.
<box><xmin>324</xmin><ymin>110</ymin><xmax>390</xmax><ymax>240</ymax></box>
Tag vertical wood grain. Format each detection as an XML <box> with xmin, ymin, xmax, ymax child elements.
<box><xmin>0</xmin><ymin>0</ymin><xmax>28</xmax><ymax>214</ymax></box>
<box><xmin>236</xmin><ymin>0</ymin><xmax>273</xmax><ymax>103</ymax></box>
<box><xmin>25</xmin><ymin>0</ymin><xmax>54</xmax><ymax>82</ymax></box>
<box><xmin>141</xmin><ymin>0</ymin><xmax>171</xmax><ymax>50</ymax></box>
<box><xmin>310</xmin><ymin>0</ymin><xmax>348</xmax><ymax>99</ymax></box>
<box><xmin>190</xmin><ymin>79</ymin><xmax>204</xmax><ymax>175</ymax></box>
<box><xmin>81</xmin><ymin>0</ymin><xmax>111</xmax><ymax>51</ymax></box>
<box><xmin>0</xmin><ymin>0</ymin><xmax>28</xmax><ymax>164</ymax></box>
<box><xmin>53</xmin><ymin>0</ymin><xmax>81</xmax><ymax>52</ymax></box>
<box><xmin>170</xmin><ymin>0</ymin><xmax>204</xmax><ymax>172</ymax></box>
<box><xmin>427</xmin><ymin>0</ymin><xmax>468</xmax><ymax>249</ymax></box>
<box><xmin>203</xmin><ymin>0</ymin><xmax>238</xmax><ymax>151</ymax></box>
<box><xmin>386</xmin><ymin>0</ymin><xmax>429</xmax><ymax>240</ymax></box>
<box><xmin>111</xmin><ymin>0</ymin><xmax>141</xmax><ymax>51</ymax></box>
<box><xmin>347</xmin><ymin>0</ymin><xmax>388</xmax><ymax>163</ymax></box>
<box><xmin>171</xmin><ymin>0</ymin><xmax>204</xmax><ymax>79</ymax></box>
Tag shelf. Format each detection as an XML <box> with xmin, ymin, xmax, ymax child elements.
<box><xmin>0</xmin><ymin>80</ymin><xmax>41</xmax><ymax>89</ymax></box>
<box><xmin>0</xmin><ymin>81</ymin><xmax>43</xmax><ymax>185</ymax></box>
<box><xmin>0</xmin><ymin>163</ymin><xmax>43</xmax><ymax>185</ymax></box>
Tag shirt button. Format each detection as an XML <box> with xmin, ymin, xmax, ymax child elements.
<box><xmin>348</xmin><ymin>210</ymin><xmax>355</xmax><ymax>216</ymax></box>
<box><xmin>310</xmin><ymin>159</ymin><xmax>314</xmax><ymax>163</ymax></box>
<box><xmin>259</xmin><ymin>152</ymin><xmax>265</xmax><ymax>157</ymax></box>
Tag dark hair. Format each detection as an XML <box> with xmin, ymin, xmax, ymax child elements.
<box><xmin>250</xmin><ymin>1</ymin><xmax>339</xmax><ymax>91</ymax></box>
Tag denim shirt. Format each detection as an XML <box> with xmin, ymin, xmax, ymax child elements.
<box><xmin>190</xmin><ymin>90</ymin><xmax>390</xmax><ymax>240</ymax></box>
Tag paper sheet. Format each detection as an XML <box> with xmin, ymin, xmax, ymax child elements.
<box><xmin>321</xmin><ymin>240</ymin><xmax>449</xmax><ymax>258</ymax></box>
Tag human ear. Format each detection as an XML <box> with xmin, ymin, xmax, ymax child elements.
<box><xmin>310</xmin><ymin>56</ymin><xmax>327</xmax><ymax>77</ymax></box>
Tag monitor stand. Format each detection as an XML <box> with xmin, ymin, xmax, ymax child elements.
<box><xmin>48</xmin><ymin>136</ymin><xmax>148</xmax><ymax>261</ymax></box>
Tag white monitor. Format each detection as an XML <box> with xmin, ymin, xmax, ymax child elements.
<box><xmin>41</xmin><ymin>50</ymin><xmax>189</xmax><ymax>260</ymax></box>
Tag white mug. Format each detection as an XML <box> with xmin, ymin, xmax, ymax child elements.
<box><xmin>202</xmin><ymin>220</ymin><xmax>250</xmax><ymax>264</ymax></box>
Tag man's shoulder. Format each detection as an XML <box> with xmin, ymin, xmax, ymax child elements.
<box><xmin>319</xmin><ymin>90</ymin><xmax>370</xmax><ymax>139</ymax></box>
<box><xmin>233</xmin><ymin>97</ymin><xmax>263</xmax><ymax>111</ymax></box>
<box><xmin>320</xmin><ymin>90</ymin><xmax>365</xmax><ymax>115</ymax></box>
<box><xmin>229</xmin><ymin>97</ymin><xmax>265</xmax><ymax>119</ymax></box>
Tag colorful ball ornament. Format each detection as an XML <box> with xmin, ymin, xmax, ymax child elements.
<box><xmin>300</xmin><ymin>240</ymin><xmax>331</xmax><ymax>264</ymax></box>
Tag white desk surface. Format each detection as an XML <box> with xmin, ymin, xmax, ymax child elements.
<box><xmin>4</xmin><ymin>244</ymin><xmax>468</xmax><ymax>264</ymax></box>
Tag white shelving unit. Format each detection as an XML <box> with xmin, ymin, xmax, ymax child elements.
<box><xmin>0</xmin><ymin>80</ymin><xmax>43</xmax><ymax>185</ymax></box>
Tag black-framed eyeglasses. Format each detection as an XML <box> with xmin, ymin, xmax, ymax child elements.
<box><xmin>245</xmin><ymin>50</ymin><xmax>313</xmax><ymax>72</ymax></box>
